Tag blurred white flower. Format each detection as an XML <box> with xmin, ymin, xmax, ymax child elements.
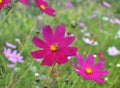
<box><xmin>116</xmin><ymin>64</ymin><xmax>120</xmax><ymax>68</ymax></box>
<box><xmin>107</xmin><ymin>46</ymin><xmax>120</xmax><ymax>56</ymax></box>
<box><xmin>114</xmin><ymin>29</ymin><xmax>120</xmax><ymax>39</ymax></box>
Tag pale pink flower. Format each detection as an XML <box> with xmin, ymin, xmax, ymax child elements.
<box><xmin>102</xmin><ymin>1</ymin><xmax>111</xmax><ymax>8</ymax></box>
<box><xmin>107</xmin><ymin>46</ymin><xmax>120</xmax><ymax>56</ymax></box>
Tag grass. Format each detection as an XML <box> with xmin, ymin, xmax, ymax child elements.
<box><xmin>0</xmin><ymin>0</ymin><xmax>120</xmax><ymax>88</ymax></box>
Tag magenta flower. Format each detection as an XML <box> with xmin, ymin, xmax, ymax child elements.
<box><xmin>19</xmin><ymin>0</ymin><xmax>30</xmax><ymax>6</ymax></box>
<box><xmin>0</xmin><ymin>0</ymin><xmax>11</xmax><ymax>9</ymax></box>
<box><xmin>31</xmin><ymin>25</ymin><xmax>77</xmax><ymax>66</ymax></box>
<box><xmin>4</xmin><ymin>48</ymin><xmax>24</xmax><ymax>63</ymax></box>
<box><xmin>34</xmin><ymin>0</ymin><xmax>55</xmax><ymax>17</ymax></box>
<box><xmin>71</xmin><ymin>54</ymin><xmax>109</xmax><ymax>83</ymax></box>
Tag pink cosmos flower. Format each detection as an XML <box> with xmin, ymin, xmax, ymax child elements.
<box><xmin>65</xmin><ymin>2</ymin><xmax>73</xmax><ymax>9</ymax></box>
<box><xmin>0</xmin><ymin>0</ymin><xmax>11</xmax><ymax>9</ymax></box>
<box><xmin>102</xmin><ymin>1</ymin><xmax>111</xmax><ymax>8</ymax></box>
<box><xmin>107</xmin><ymin>46</ymin><xmax>120</xmax><ymax>56</ymax></box>
<box><xmin>31</xmin><ymin>25</ymin><xmax>77</xmax><ymax>66</ymax></box>
<box><xmin>4</xmin><ymin>48</ymin><xmax>24</xmax><ymax>63</ymax></box>
<box><xmin>114</xmin><ymin>18</ymin><xmax>120</xmax><ymax>25</ymax></box>
<box><xmin>19</xmin><ymin>0</ymin><xmax>30</xmax><ymax>6</ymax></box>
<box><xmin>88</xmin><ymin>11</ymin><xmax>97</xmax><ymax>19</ymax></box>
<box><xmin>71</xmin><ymin>54</ymin><xmax>109</xmax><ymax>83</ymax></box>
<box><xmin>34</xmin><ymin>0</ymin><xmax>55</xmax><ymax>17</ymax></box>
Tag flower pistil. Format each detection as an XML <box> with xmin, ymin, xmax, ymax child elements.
<box><xmin>50</xmin><ymin>44</ymin><xmax>57</xmax><ymax>52</ymax></box>
<box><xmin>40</xmin><ymin>5</ymin><xmax>46</xmax><ymax>10</ymax></box>
<box><xmin>85</xmin><ymin>68</ymin><xmax>93</xmax><ymax>74</ymax></box>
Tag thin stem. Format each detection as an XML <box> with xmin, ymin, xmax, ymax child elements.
<box><xmin>50</xmin><ymin>62</ymin><xmax>56</xmax><ymax>75</ymax></box>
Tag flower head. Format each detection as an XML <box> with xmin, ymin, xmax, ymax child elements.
<box><xmin>65</xmin><ymin>2</ymin><xmax>73</xmax><ymax>9</ymax></box>
<box><xmin>35</xmin><ymin>0</ymin><xmax>55</xmax><ymax>17</ymax></box>
<box><xmin>4</xmin><ymin>48</ymin><xmax>24</xmax><ymax>63</ymax></box>
<box><xmin>31</xmin><ymin>25</ymin><xmax>77</xmax><ymax>66</ymax></box>
<box><xmin>71</xmin><ymin>54</ymin><xmax>109</xmax><ymax>83</ymax></box>
<box><xmin>102</xmin><ymin>1</ymin><xmax>111</xmax><ymax>8</ymax></box>
<box><xmin>0</xmin><ymin>0</ymin><xmax>11</xmax><ymax>9</ymax></box>
<box><xmin>107</xmin><ymin>46</ymin><xmax>120</xmax><ymax>56</ymax></box>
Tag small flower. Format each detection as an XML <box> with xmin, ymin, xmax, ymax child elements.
<box><xmin>102</xmin><ymin>1</ymin><xmax>111</xmax><ymax>8</ymax></box>
<box><xmin>71</xmin><ymin>54</ymin><xmax>109</xmax><ymax>83</ymax></box>
<box><xmin>31</xmin><ymin>25</ymin><xmax>77</xmax><ymax>66</ymax></box>
<box><xmin>4</xmin><ymin>48</ymin><xmax>24</xmax><ymax>63</ymax></box>
<box><xmin>65</xmin><ymin>2</ymin><xmax>73</xmax><ymax>9</ymax></box>
<box><xmin>88</xmin><ymin>11</ymin><xmax>97</xmax><ymax>19</ymax></box>
<box><xmin>114</xmin><ymin>18</ymin><xmax>120</xmax><ymax>25</ymax></box>
<box><xmin>107</xmin><ymin>46</ymin><xmax>120</xmax><ymax>56</ymax></box>
<box><xmin>4</xmin><ymin>42</ymin><xmax>17</xmax><ymax>49</ymax></box>
<box><xmin>116</xmin><ymin>64</ymin><xmax>120</xmax><ymax>68</ymax></box>
<box><xmin>34</xmin><ymin>0</ymin><xmax>55</xmax><ymax>17</ymax></box>
<box><xmin>0</xmin><ymin>0</ymin><xmax>11</xmax><ymax>9</ymax></box>
<box><xmin>19</xmin><ymin>0</ymin><xmax>30</xmax><ymax>6</ymax></box>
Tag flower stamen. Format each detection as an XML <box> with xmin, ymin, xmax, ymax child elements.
<box><xmin>40</xmin><ymin>5</ymin><xmax>46</xmax><ymax>10</ymax></box>
<box><xmin>0</xmin><ymin>0</ymin><xmax>2</xmax><ymax>3</ymax></box>
<box><xmin>50</xmin><ymin>44</ymin><xmax>57</xmax><ymax>52</ymax></box>
<box><xmin>85</xmin><ymin>68</ymin><xmax>92</xmax><ymax>74</ymax></box>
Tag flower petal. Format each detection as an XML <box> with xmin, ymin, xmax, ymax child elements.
<box><xmin>86</xmin><ymin>54</ymin><xmax>94</xmax><ymax>67</ymax></box>
<box><xmin>42</xmin><ymin>25</ymin><xmax>53</xmax><ymax>44</ymax></box>
<box><xmin>71</xmin><ymin>62</ymin><xmax>82</xmax><ymax>71</ymax></box>
<box><xmin>59</xmin><ymin>47</ymin><xmax>77</xmax><ymax>56</ymax></box>
<box><xmin>54</xmin><ymin>25</ymin><xmax>65</xmax><ymax>43</ymax></box>
<box><xmin>44</xmin><ymin>8</ymin><xmax>55</xmax><ymax>17</ymax></box>
<box><xmin>76</xmin><ymin>54</ymin><xmax>85</xmax><ymax>68</ymax></box>
<box><xmin>41</xmin><ymin>53</ymin><xmax>55</xmax><ymax>66</ymax></box>
<box><xmin>32</xmin><ymin>36</ymin><xmax>49</xmax><ymax>49</ymax></box>
<box><xmin>19</xmin><ymin>0</ymin><xmax>30</xmax><ymax>6</ymax></box>
<box><xmin>55</xmin><ymin>52</ymin><xmax>68</xmax><ymax>65</ymax></box>
<box><xmin>94</xmin><ymin>70</ymin><xmax>109</xmax><ymax>76</ymax></box>
<box><xmin>35</xmin><ymin>0</ymin><xmax>48</xmax><ymax>7</ymax></box>
<box><xmin>31</xmin><ymin>49</ymin><xmax>50</xmax><ymax>59</ymax></box>
<box><xmin>59</xmin><ymin>36</ymin><xmax>75</xmax><ymax>47</ymax></box>
<box><xmin>93</xmin><ymin>61</ymin><xmax>104</xmax><ymax>70</ymax></box>
<box><xmin>94</xmin><ymin>77</ymin><xmax>104</xmax><ymax>84</ymax></box>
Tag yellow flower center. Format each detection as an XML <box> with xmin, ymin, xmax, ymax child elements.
<box><xmin>0</xmin><ymin>0</ymin><xmax>2</xmax><ymax>3</ymax></box>
<box><xmin>40</xmin><ymin>5</ymin><xmax>46</xmax><ymax>10</ymax></box>
<box><xmin>85</xmin><ymin>68</ymin><xmax>92</xmax><ymax>74</ymax></box>
<box><xmin>50</xmin><ymin>44</ymin><xmax>57</xmax><ymax>52</ymax></box>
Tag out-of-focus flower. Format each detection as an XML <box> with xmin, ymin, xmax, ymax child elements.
<box><xmin>34</xmin><ymin>0</ymin><xmax>55</xmax><ymax>17</ymax></box>
<box><xmin>4</xmin><ymin>48</ymin><xmax>24</xmax><ymax>63</ymax></box>
<box><xmin>107</xmin><ymin>46</ymin><xmax>120</xmax><ymax>56</ymax></box>
<box><xmin>114</xmin><ymin>18</ymin><xmax>120</xmax><ymax>25</ymax></box>
<box><xmin>102</xmin><ymin>1</ymin><xmax>111</xmax><ymax>8</ymax></box>
<box><xmin>115</xmin><ymin>29</ymin><xmax>120</xmax><ymax>39</ymax></box>
<box><xmin>15</xmin><ymin>38</ymin><xmax>22</xmax><ymax>45</ymax></box>
<box><xmin>7</xmin><ymin>64</ymin><xmax>15</xmax><ymax>68</ymax></box>
<box><xmin>79</xmin><ymin>22</ymin><xmax>85</xmax><ymax>28</ymax></box>
<box><xmin>0</xmin><ymin>0</ymin><xmax>11</xmax><ymax>9</ymax></box>
<box><xmin>116</xmin><ymin>64</ymin><xmax>120</xmax><ymax>68</ymax></box>
<box><xmin>65</xmin><ymin>2</ymin><xmax>73</xmax><ymax>9</ymax></box>
<box><xmin>88</xmin><ymin>11</ymin><xmax>97</xmax><ymax>19</ymax></box>
<box><xmin>97</xmin><ymin>51</ymin><xmax>105</xmax><ymax>62</ymax></box>
<box><xmin>4</xmin><ymin>42</ymin><xmax>17</xmax><ymax>49</ymax></box>
<box><xmin>19</xmin><ymin>0</ymin><xmax>30</xmax><ymax>6</ymax></box>
<box><xmin>82</xmin><ymin>37</ymin><xmax>98</xmax><ymax>46</ymax></box>
<box><xmin>31</xmin><ymin>25</ymin><xmax>77</xmax><ymax>66</ymax></box>
<box><xmin>71</xmin><ymin>54</ymin><xmax>109</xmax><ymax>83</ymax></box>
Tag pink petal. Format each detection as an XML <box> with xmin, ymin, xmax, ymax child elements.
<box><xmin>59</xmin><ymin>47</ymin><xmax>77</xmax><ymax>56</ymax></box>
<box><xmin>94</xmin><ymin>77</ymin><xmax>104</xmax><ymax>83</ymax></box>
<box><xmin>94</xmin><ymin>70</ymin><xmax>109</xmax><ymax>76</ymax></box>
<box><xmin>86</xmin><ymin>54</ymin><xmax>94</xmax><ymax>67</ymax></box>
<box><xmin>19</xmin><ymin>0</ymin><xmax>30</xmax><ymax>6</ymax></box>
<box><xmin>34</xmin><ymin>0</ymin><xmax>48</xmax><ymax>7</ymax></box>
<box><xmin>54</xmin><ymin>25</ymin><xmax>65</xmax><ymax>42</ymax></box>
<box><xmin>42</xmin><ymin>25</ymin><xmax>54</xmax><ymax>44</ymax></box>
<box><xmin>71</xmin><ymin>62</ymin><xmax>82</xmax><ymax>71</ymax></box>
<box><xmin>55</xmin><ymin>52</ymin><xmax>68</xmax><ymax>65</ymax></box>
<box><xmin>93</xmin><ymin>61</ymin><xmax>104</xmax><ymax>70</ymax></box>
<box><xmin>31</xmin><ymin>49</ymin><xmax>50</xmax><ymax>59</ymax></box>
<box><xmin>32</xmin><ymin>36</ymin><xmax>49</xmax><ymax>49</ymax></box>
<box><xmin>76</xmin><ymin>54</ymin><xmax>85</xmax><ymax>68</ymax></box>
<box><xmin>5</xmin><ymin>42</ymin><xmax>17</xmax><ymax>49</ymax></box>
<box><xmin>59</xmin><ymin>36</ymin><xmax>75</xmax><ymax>47</ymax></box>
<box><xmin>44</xmin><ymin>8</ymin><xmax>55</xmax><ymax>17</ymax></box>
<box><xmin>41</xmin><ymin>53</ymin><xmax>55</xmax><ymax>66</ymax></box>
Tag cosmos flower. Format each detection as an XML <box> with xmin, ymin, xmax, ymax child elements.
<box><xmin>4</xmin><ymin>48</ymin><xmax>24</xmax><ymax>63</ymax></box>
<box><xmin>65</xmin><ymin>2</ymin><xmax>73</xmax><ymax>9</ymax></box>
<box><xmin>0</xmin><ymin>0</ymin><xmax>11</xmax><ymax>9</ymax></box>
<box><xmin>31</xmin><ymin>25</ymin><xmax>77</xmax><ymax>66</ymax></box>
<box><xmin>34</xmin><ymin>0</ymin><xmax>55</xmax><ymax>17</ymax></box>
<box><xmin>88</xmin><ymin>11</ymin><xmax>97</xmax><ymax>19</ymax></box>
<box><xmin>71</xmin><ymin>54</ymin><xmax>109</xmax><ymax>83</ymax></box>
<box><xmin>102</xmin><ymin>1</ymin><xmax>111</xmax><ymax>8</ymax></box>
<box><xmin>114</xmin><ymin>18</ymin><xmax>120</xmax><ymax>25</ymax></box>
<box><xmin>19</xmin><ymin>0</ymin><xmax>30</xmax><ymax>6</ymax></box>
<box><xmin>107</xmin><ymin>46</ymin><xmax>120</xmax><ymax>56</ymax></box>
